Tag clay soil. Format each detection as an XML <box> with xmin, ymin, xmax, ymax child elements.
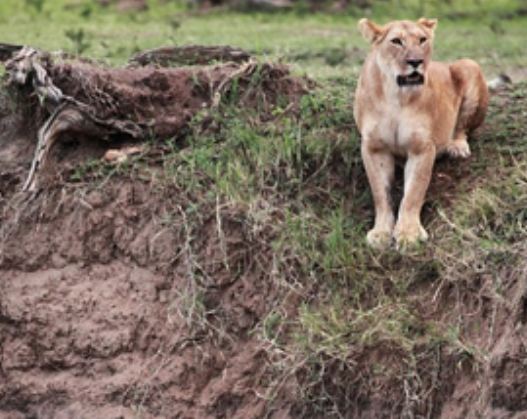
<box><xmin>0</xmin><ymin>124</ymin><xmax>285</xmax><ymax>418</ymax></box>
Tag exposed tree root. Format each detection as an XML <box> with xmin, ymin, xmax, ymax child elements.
<box><xmin>1</xmin><ymin>43</ymin><xmax>310</xmax><ymax>191</ymax></box>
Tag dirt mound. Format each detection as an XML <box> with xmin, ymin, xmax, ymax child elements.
<box><xmin>3</xmin><ymin>45</ymin><xmax>308</xmax><ymax>191</ymax></box>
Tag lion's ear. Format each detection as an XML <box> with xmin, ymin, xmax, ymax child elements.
<box><xmin>418</xmin><ymin>18</ymin><xmax>438</xmax><ymax>32</ymax></box>
<box><xmin>358</xmin><ymin>19</ymin><xmax>384</xmax><ymax>43</ymax></box>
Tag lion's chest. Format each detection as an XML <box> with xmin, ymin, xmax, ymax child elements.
<box><xmin>367</xmin><ymin>106</ymin><xmax>430</xmax><ymax>156</ymax></box>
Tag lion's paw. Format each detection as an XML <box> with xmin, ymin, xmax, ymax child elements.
<box><xmin>446</xmin><ymin>139</ymin><xmax>471</xmax><ymax>159</ymax></box>
<box><xmin>366</xmin><ymin>228</ymin><xmax>393</xmax><ymax>250</ymax></box>
<box><xmin>394</xmin><ymin>223</ymin><xmax>428</xmax><ymax>250</ymax></box>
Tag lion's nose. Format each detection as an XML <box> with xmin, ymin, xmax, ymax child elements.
<box><xmin>406</xmin><ymin>59</ymin><xmax>424</xmax><ymax>68</ymax></box>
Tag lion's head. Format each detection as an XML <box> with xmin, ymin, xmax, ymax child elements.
<box><xmin>358</xmin><ymin>18</ymin><xmax>437</xmax><ymax>88</ymax></box>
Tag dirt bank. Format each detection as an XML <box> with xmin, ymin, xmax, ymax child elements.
<box><xmin>0</xmin><ymin>51</ymin><xmax>526</xmax><ymax>417</ymax></box>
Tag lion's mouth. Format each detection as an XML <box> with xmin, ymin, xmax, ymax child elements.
<box><xmin>396</xmin><ymin>71</ymin><xmax>424</xmax><ymax>87</ymax></box>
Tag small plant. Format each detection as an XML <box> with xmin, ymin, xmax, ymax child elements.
<box><xmin>64</xmin><ymin>28</ymin><xmax>91</xmax><ymax>55</ymax></box>
<box><xmin>79</xmin><ymin>4</ymin><xmax>93</xmax><ymax>19</ymax></box>
<box><xmin>24</xmin><ymin>0</ymin><xmax>45</xmax><ymax>13</ymax></box>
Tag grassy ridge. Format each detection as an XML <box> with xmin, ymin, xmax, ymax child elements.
<box><xmin>65</xmin><ymin>73</ymin><xmax>527</xmax><ymax>413</ymax></box>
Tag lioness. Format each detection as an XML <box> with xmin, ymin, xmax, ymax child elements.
<box><xmin>353</xmin><ymin>18</ymin><xmax>488</xmax><ymax>248</ymax></box>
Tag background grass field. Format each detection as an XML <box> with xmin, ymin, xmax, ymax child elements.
<box><xmin>1</xmin><ymin>0</ymin><xmax>526</xmax><ymax>79</ymax></box>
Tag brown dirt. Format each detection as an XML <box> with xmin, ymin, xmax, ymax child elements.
<box><xmin>438</xmin><ymin>260</ymin><xmax>527</xmax><ymax>418</ymax></box>
<box><xmin>0</xmin><ymin>50</ymin><xmax>303</xmax><ymax>418</ymax></box>
<box><xmin>8</xmin><ymin>49</ymin><xmax>303</xmax><ymax>142</ymax></box>
<box><xmin>0</xmin><ymin>165</ymin><xmax>282</xmax><ymax>418</ymax></box>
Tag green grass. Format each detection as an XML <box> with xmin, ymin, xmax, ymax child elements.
<box><xmin>2</xmin><ymin>0</ymin><xmax>527</xmax><ymax>416</ymax></box>
<box><xmin>0</xmin><ymin>1</ymin><xmax>526</xmax><ymax>79</ymax></box>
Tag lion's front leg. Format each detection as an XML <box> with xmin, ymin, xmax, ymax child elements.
<box><xmin>361</xmin><ymin>143</ymin><xmax>395</xmax><ymax>249</ymax></box>
<box><xmin>394</xmin><ymin>142</ymin><xmax>435</xmax><ymax>248</ymax></box>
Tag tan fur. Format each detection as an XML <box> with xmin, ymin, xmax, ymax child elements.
<box><xmin>354</xmin><ymin>18</ymin><xmax>488</xmax><ymax>248</ymax></box>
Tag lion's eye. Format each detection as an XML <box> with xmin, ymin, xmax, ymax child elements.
<box><xmin>419</xmin><ymin>37</ymin><xmax>427</xmax><ymax>44</ymax></box>
<box><xmin>391</xmin><ymin>38</ymin><xmax>403</xmax><ymax>46</ymax></box>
